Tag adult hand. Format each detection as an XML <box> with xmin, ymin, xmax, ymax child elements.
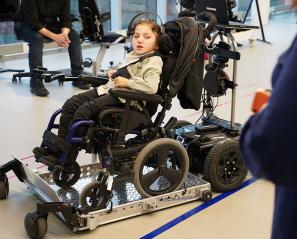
<box><xmin>114</xmin><ymin>76</ymin><xmax>129</xmax><ymax>88</ymax></box>
<box><xmin>53</xmin><ymin>33</ymin><xmax>71</xmax><ymax>47</ymax></box>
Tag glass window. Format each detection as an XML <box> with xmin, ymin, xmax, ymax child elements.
<box><xmin>121</xmin><ymin>0</ymin><xmax>157</xmax><ymax>29</ymax></box>
<box><xmin>167</xmin><ymin>0</ymin><xmax>179</xmax><ymax>21</ymax></box>
<box><xmin>0</xmin><ymin>1</ymin><xmax>111</xmax><ymax>46</ymax></box>
<box><xmin>0</xmin><ymin>21</ymin><xmax>18</xmax><ymax>45</ymax></box>
<box><xmin>71</xmin><ymin>0</ymin><xmax>111</xmax><ymax>33</ymax></box>
<box><xmin>270</xmin><ymin>0</ymin><xmax>290</xmax><ymax>13</ymax></box>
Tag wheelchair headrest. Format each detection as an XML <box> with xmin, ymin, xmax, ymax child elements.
<box><xmin>127</xmin><ymin>12</ymin><xmax>174</xmax><ymax>56</ymax></box>
<box><xmin>158</xmin><ymin>33</ymin><xmax>175</xmax><ymax>55</ymax></box>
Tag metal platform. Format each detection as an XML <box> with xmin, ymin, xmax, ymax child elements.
<box><xmin>17</xmin><ymin>158</ymin><xmax>211</xmax><ymax>232</ymax></box>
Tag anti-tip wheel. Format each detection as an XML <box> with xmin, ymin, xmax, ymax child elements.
<box><xmin>0</xmin><ymin>174</ymin><xmax>9</xmax><ymax>199</ymax></box>
<box><xmin>24</xmin><ymin>213</ymin><xmax>48</xmax><ymax>239</ymax></box>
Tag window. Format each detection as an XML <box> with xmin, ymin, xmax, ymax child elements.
<box><xmin>71</xmin><ymin>0</ymin><xmax>111</xmax><ymax>32</ymax></box>
<box><xmin>167</xmin><ymin>0</ymin><xmax>179</xmax><ymax>21</ymax></box>
<box><xmin>121</xmin><ymin>0</ymin><xmax>157</xmax><ymax>29</ymax></box>
<box><xmin>0</xmin><ymin>22</ymin><xmax>17</xmax><ymax>45</ymax></box>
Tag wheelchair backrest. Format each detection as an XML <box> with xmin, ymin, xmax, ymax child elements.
<box><xmin>157</xmin><ymin>17</ymin><xmax>204</xmax><ymax>100</ymax></box>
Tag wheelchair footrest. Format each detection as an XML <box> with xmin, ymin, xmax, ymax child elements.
<box><xmin>42</xmin><ymin>130</ymin><xmax>72</xmax><ymax>155</ymax></box>
<box><xmin>36</xmin><ymin>155</ymin><xmax>59</xmax><ymax>167</ymax></box>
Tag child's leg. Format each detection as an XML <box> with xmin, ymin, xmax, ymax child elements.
<box><xmin>33</xmin><ymin>89</ymin><xmax>98</xmax><ymax>164</ymax></box>
<box><xmin>62</xmin><ymin>95</ymin><xmax>123</xmax><ymax>166</ymax></box>
<box><xmin>58</xmin><ymin>89</ymin><xmax>99</xmax><ymax>139</ymax></box>
<box><xmin>73</xmin><ymin>94</ymin><xmax>123</xmax><ymax>126</ymax></box>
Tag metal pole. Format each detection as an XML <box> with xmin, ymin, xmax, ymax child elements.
<box><xmin>226</xmin><ymin>32</ymin><xmax>238</xmax><ymax>129</ymax></box>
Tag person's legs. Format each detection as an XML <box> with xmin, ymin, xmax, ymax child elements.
<box><xmin>14</xmin><ymin>22</ymin><xmax>49</xmax><ymax>96</ymax></box>
<box><xmin>68</xmin><ymin>28</ymin><xmax>90</xmax><ymax>90</ymax></box>
<box><xmin>33</xmin><ymin>89</ymin><xmax>99</xmax><ymax>165</ymax></box>
<box><xmin>58</xmin><ymin>89</ymin><xmax>99</xmax><ymax>139</ymax></box>
<box><xmin>61</xmin><ymin>94</ymin><xmax>123</xmax><ymax>166</ymax></box>
<box><xmin>68</xmin><ymin>29</ymin><xmax>83</xmax><ymax>76</ymax></box>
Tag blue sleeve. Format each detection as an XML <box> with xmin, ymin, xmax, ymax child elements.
<box><xmin>240</xmin><ymin>36</ymin><xmax>297</xmax><ymax>188</ymax></box>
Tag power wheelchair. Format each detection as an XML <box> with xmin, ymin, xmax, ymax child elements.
<box><xmin>32</xmin><ymin>14</ymin><xmax>216</xmax><ymax>201</ymax></box>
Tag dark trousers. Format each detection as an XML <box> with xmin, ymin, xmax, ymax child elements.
<box><xmin>59</xmin><ymin>89</ymin><xmax>123</xmax><ymax>139</ymax></box>
<box><xmin>14</xmin><ymin>22</ymin><xmax>83</xmax><ymax>76</ymax></box>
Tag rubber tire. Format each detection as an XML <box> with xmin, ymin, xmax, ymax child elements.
<box><xmin>133</xmin><ymin>138</ymin><xmax>189</xmax><ymax>198</ymax></box>
<box><xmin>174</xmin><ymin>120</ymin><xmax>192</xmax><ymax>129</ymax></box>
<box><xmin>0</xmin><ymin>174</ymin><xmax>9</xmax><ymax>199</ymax></box>
<box><xmin>80</xmin><ymin>181</ymin><xmax>110</xmax><ymax>211</ymax></box>
<box><xmin>52</xmin><ymin>161</ymin><xmax>81</xmax><ymax>188</ymax></box>
<box><xmin>203</xmin><ymin>138</ymin><xmax>247</xmax><ymax>192</ymax></box>
<box><xmin>24</xmin><ymin>213</ymin><xmax>48</xmax><ymax>239</ymax></box>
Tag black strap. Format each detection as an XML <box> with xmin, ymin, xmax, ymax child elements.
<box><xmin>114</xmin><ymin>52</ymin><xmax>161</xmax><ymax>79</ymax></box>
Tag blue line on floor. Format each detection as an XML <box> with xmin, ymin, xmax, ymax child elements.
<box><xmin>140</xmin><ymin>177</ymin><xmax>258</xmax><ymax>239</ymax></box>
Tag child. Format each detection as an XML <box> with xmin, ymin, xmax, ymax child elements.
<box><xmin>34</xmin><ymin>19</ymin><xmax>163</xmax><ymax>168</ymax></box>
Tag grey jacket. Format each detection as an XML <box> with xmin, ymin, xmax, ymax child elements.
<box><xmin>97</xmin><ymin>55</ymin><xmax>163</xmax><ymax>107</ymax></box>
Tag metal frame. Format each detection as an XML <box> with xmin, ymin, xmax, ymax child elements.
<box><xmin>0</xmin><ymin>157</ymin><xmax>211</xmax><ymax>237</ymax></box>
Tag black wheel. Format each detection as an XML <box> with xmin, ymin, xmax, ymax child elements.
<box><xmin>174</xmin><ymin>120</ymin><xmax>192</xmax><ymax>129</ymax></box>
<box><xmin>133</xmin><ymin>138</ymin><xmax>189</xmax><ymax>198</ymax></box>
<box><xmin>83</xmin><ymin>58</ymin><xmax>92</xmax><ymax>67</ymax></box>
<box><xmin>201</xmin><ymin>190</ymin><xmax>212</xmax><ymax>202</ymax></box>
<box><xmin>12</xmin><ymin>76</ymin><xmax>17</xmax><ymax>83</ymax></box>
<box><xmin>0</xmin><ymin>174</ymin><xmax>9</xmax><ymax>199</ymax></box>
<box><xmin>24</xmin><ymin>213</ymin><xmax>48</xmax><ymax>239</ymax></box>
<box><xmin>203</xmin><ymin>138</ymin><xmax>248</xmax><ymax>192</ymax></box>
<box><xmin>80</xmin><ymin>181</ymin><xmax>110</xmax><ymax>211</ymax></box>
<box><xmin>52</xmin><ymin>162</ymin><xmax>81</xmax><ymax>188</ymax></box>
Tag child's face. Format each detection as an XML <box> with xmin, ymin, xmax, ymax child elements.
<box><xmin>132</xmin><ymin>24</ymin><xmax>158</xmax><ymax>55</ymax></box>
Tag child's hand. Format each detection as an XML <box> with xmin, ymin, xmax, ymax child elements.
<box><xmin>107</xmin><ymin>69</ymin><xmax>117</xmax><ymax>78</ymax></box>
<box><xmin>114</xmin><ymin>76</ymin><xmax>129</xmax><ymax>88</ymax></box>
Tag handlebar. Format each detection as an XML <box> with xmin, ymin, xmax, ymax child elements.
<box><xmin>196</xmin><ymin>12</ymin><xmax>217</xmax><ymax>40</ymax></box>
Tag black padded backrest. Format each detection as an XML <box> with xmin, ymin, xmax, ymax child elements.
<box><xmin>145</xmin><ymin>54</ymin><xmax>177</xmax><ymax>117</ymax></box>
<box><xmin>158</xmin><ymin>55</ymin><xmax>178</xmax><ymax>95</ymax></box>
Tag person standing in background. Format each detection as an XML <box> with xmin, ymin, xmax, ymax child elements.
<box><xmin>240</xmin><ymin>0</ymin><xmax>297</xmax><ymax>238</ymax></box>
<box><xmin>14</xmin><ymin>0</ymin><xmax>90</xmax><ymax>97</ymax></box>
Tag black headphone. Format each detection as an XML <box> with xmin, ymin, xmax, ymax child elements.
<box><xmin>127</xmin><ymin>12</ymin><xmax>165</xmax><ymax>37</ymax></box>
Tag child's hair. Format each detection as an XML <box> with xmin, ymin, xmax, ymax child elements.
<box><xmin>130</xmin><ymin>19</ymin><xmax>161</xmax><ymax>39</ymax></box>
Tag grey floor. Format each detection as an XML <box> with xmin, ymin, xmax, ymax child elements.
<box><xmin>0</xmin><ymin>12</ymin><xmax>296</xmax><ymax>239</ymax></box>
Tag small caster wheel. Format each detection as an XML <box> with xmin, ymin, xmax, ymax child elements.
<box><xmin>202</xmin><ymin>190</ymin><xmax>212</xmax><ymax>202</ymax></box>
<box><xmin>80</xmin><ymin>181</ymin><xmax>111</xmax><ymax>211</ymax></box>
<box><xmin>24</xmin><ymin>213</ymin><xmax>48</xmax><ymax>239</ymax></box>
<box><xmin>0</xmin><ymin>174</ymin><xmax>9</xmax><ymax>199</ymax></box>
<box><xmin>52</xmin><ymin>162</ymin><xmax>81</xmax><ymax>188</ymax></box>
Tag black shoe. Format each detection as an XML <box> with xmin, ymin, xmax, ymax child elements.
<box><xmin>30</xmin><ymin>79</ymin><xmax>49</xmax><ymax>97</ymax></box>
<box><xmin>72</xmin><ymin>80</ymin><xmax>91</xmax><ymax>90</ymax></box>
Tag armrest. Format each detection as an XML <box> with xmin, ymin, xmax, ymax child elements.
<box><xmin>79</xmin><ymin>74</ymin><xmax>109</xmax><ymax>87</ymax></box>
<box><xmin>109</xmin><ymin>88</ymin><xmax>162</xmax><ymax>102</ymax></box>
